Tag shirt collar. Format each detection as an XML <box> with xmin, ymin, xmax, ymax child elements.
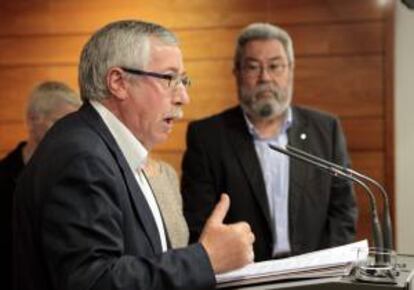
<box><xmin>243</xmin><ymin>107</ymin><xmax>293</xmax><ymax>141</ymax></box>
<box><xmin>90</xmin><ymin>100</ymin><xmax>148</xmax><ymax>171</ymax></box>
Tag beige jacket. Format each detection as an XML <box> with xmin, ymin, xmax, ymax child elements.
<box><xmin>144</xmin><ymin>159</ymin><xmax>189</xmax><ymax>248</ymax></box>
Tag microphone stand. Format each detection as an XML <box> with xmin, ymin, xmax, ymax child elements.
<box><xmin>268</xmin><ymin>144</ymin><xmax>384</xmax><ymax>250</ymax></box>
<box><xmin>268</xmin><ymin>144</ymin><xmax>398</xmax><ymax>284</ymax></box>
<box><xmin>285</xmin><ymin>145</ymin><xmax>393</xmax><ymax>251</ymax></box>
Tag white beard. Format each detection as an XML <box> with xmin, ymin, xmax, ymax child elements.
<box><xmin>240</xmin><ymin>83</ymin><xmax>292</xmax><ymax>120</ymax></box>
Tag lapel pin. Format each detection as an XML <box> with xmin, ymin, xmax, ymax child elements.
<box><xmin>300</xmin><ymin>133</ymin><xmax>307</xmax><ymax>140</ymax></box>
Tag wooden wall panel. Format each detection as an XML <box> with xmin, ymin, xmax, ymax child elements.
<box><xmin>342</xmin><ymin>118</ymin><xmax>383</xmax><ymax>151</ymax></box>
<box><xmin>0</xmin><ymin>0</ymin><xmax>384</xmax><ymax>36</ymax></box>
<box><xmin>0</xmin><ymin>0</ymin><xmax>395</xmax><ymax>246</ymax></box>
<box><xmin>352</xmin><ymin>151</ymin><xmax>385</xmax><ymax>184</ymax></box>
<box><xmin>0</xmin><ymin>22</ymin><xmax>382</xmax><ymax>66</ymax></box>
<box><xmin>287</xmin><ymin>22</ymin><xmax>383</xmax><ymax>56</ymax></box>
<box><xmin>0</xmin><ymin>66</ymin><xmax>78</xmax><ymax>122</ymax></box>
<box><xmin>187</xmin><ymin>56</ymin><xmax>384</xmax><ymax>119</ymax></box>
<box><xmin>293</xmin><ymin>56</ymin><xmax>383</xmax><ymax>117</ymax></box>
<box><xmin>0</xmin><ymin>35</ymin><xmax>87</xmax><ymax>66</ymax></box>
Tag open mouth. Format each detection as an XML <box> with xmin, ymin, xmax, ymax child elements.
<box><xmin>163</xmin><ymin>109</ymin><xmax>183</xmax><ymax>125</ymax></box>
<box><xmin>164</xmin><ymin>116</ymin><xmax>176</xmax><ymax>125</ymax></box>
<box><xmin>164</xmin><ymin>117</ymin><xmax>174</xmax><ymax>125</ymax></box>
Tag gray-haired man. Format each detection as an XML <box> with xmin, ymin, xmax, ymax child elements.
<box><xmin>13</xmin><ymin>20</ymin><xmax>254</xmax><ymax>290</ymax></box>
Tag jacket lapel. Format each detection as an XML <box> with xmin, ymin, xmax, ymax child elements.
<box><xmin>79</xmin><ymin>103</ymin><xmax>162</xmax><ymax>253</ymax></box>
<box><xmin>287</xmin><ymin>107</ymin><xmax>311</xmax><ymax>244</ymax></box>
<box><xmin>225</xmin><ymin>108</ymin><xmax>273</xmax><ymax>230</ymax></box>
<box><xmin>288</xmin><ymin>107</ymin><xmax>311</xmax><ymax>188</ymax></box>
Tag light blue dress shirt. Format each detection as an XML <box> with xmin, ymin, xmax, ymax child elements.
<box><xmin>244</xmin><ymin>108</ymin><xmax>293</xmax><ymax>256</ymax></box>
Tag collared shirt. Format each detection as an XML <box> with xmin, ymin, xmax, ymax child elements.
<box><xmin>91</xmin><ymin>100</ymin><xmax>167</xmax><ymax>252</ymax></box>
<box><xmin>244</xmin><ymin>108</ymin><xmax>293</xmax><ymax>257</ymax></box>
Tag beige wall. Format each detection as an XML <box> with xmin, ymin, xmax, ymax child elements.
<box><xmin>395</xmin><ymin>0</ymin><xmax>414</xmax><ymax>254</ymax></box>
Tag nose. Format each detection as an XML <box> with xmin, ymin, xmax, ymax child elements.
<box><xmin>258</xmin><ymin>67</ymin><xmax>273</xmax><ymax>83</ymax></box>
<box><xmin>172</xmin><ymin>85</ymin><xmax>190</xmax><ymax>105</ymax></box>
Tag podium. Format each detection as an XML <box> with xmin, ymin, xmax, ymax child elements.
<box><xmin>222</xmin><ymin>254</ymin><xmax>414</xmax><ymax>290</ymax></box>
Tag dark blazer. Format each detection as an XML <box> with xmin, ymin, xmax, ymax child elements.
<box><xmin>181</xmin><ymin>105</ymin><xmax>357</xmax><ymax>262</ymax></box>
<box><xmin>13</xmin><ymin>103</ymin><xmax>215</xmax><ymax>290</ymax></box>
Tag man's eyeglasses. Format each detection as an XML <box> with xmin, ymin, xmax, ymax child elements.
<box><xmin>241</xmin><ymin>62</ymin><xmax>290</xmax><ymax>78</ymax></box>
<box><xmin>121</xmin><ymin>67</ymin><xmax>191</xmax><ymax>89</ymax></box>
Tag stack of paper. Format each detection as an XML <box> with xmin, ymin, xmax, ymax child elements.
<box><xmin>216</xmin><ymin>240</ymin><xmax>368</xmax><ymax>288</ymax></box>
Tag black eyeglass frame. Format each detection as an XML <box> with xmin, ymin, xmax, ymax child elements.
<box><xmin>121</xmin><ymin>67</ymin><xmax>191</xmax><ymax>88</ymax></box>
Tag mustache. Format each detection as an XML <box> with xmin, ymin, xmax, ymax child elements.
<box><xmin>165</xmin><ymin>107</ymin><xmax>183</xmax><ymax>120</ymax></box>
<box><xmin>251</xmin><ymin>83</ymin><xmax>282</xmax><ymax>98</ymax></box>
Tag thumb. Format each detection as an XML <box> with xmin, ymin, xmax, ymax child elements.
<box><xmin>207</xmin><ymin>193</ymin><xmax>230</xmax><ymax>225</ymax></box>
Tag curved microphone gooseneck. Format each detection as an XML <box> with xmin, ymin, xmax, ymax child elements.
<box><xmin>268</xmin><ymin>144</ymin><xmax>384</xmax><ymax>251</ymax></box>
<box><xmin>284</xmin><ymin>144</ymin><xmax>393</xmax><ymax>251</ymax></box>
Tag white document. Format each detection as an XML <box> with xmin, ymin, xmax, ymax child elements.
<box><xmin>216</xmin><ymin>240</ymin><xmax>368</xmax><ymax>287</ymax></box>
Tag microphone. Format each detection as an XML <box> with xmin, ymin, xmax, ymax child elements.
<box><xmin>283</xmin><ymin>145</ymin><xmax>393</xmax><ymax>251</ymax></box>
<box><xmin>268</xmin><ymin>144</ymin><xmax>398</xmax><ymax>284</ymax></box>
<box><xmin>267</xmin><ymin>144</ymin><xmax>385</xmax><ymax>250</ymax></box>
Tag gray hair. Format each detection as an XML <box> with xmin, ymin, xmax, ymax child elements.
<box><xmin>78</xmin><ymin>20</ymin><xmax>178</xmax><ymax>101</ymax></box>
<box><xmin>26</xmin><ymin>81</ymin><xmax>81</xmax><ymax>119</ymax></box>
<box><xmin>234</xmin><ymin>23</ymin><xmax>294</xmax><ymax>70</ymax></box>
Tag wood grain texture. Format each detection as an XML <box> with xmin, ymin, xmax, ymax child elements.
<box><xmin>0</xmin><ymin>66</ymin><xmax>78</xmax><ymax>122</ymax></box>
<box><xmin>0</xmin><ymin>22</ymin><xmax>382</xmax><ymax>66</ymax></box>
<box><xmin>0</xmin><ymin>0</ymin><xmax>384</xmax><ymax>36</ymax></box>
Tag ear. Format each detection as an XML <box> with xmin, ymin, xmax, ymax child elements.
<box><xmin>106</xmin><ymin>67</ymin><xmax>129</xmax><ymax>101</ymax></box>
<box><xmin>233</xmin><ymin>67</ymin><xmax>242</xmax><ymax>86</ymax></box>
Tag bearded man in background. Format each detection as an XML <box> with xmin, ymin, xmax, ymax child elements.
<box><xmin>181</xmin><ymin>22</ymin><xmax>357</xmax><ymax>262</ymax></box>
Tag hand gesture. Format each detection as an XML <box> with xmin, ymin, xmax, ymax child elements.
<box><xmin>199</xmin><ymin>194</ymin><xmax>255</xmax><ymax>273</ymax></box>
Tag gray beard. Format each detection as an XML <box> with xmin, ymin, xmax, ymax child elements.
<box><xmin>240</xmin><ymin>85</ymin><xmax>291</xmax><ymax>120</ymax></box>
<box><xmin>254</xmin><ymin>98</ymin><xmax>284</xmax><ymax>119</ymax></box>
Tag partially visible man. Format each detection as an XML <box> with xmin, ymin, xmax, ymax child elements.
<box><xmin>13</xmin><ymin>20</ymin><xmax>254</xmax><ymax>290</ymax></box>
<box><xmin>0</xmin><ymin>81</ymin><xmax>81</xmax><ymax>194</ymax></box>
<box><xmin>181</xmin><ymin>23</ymin><xmax>357</xmax><ymax>262</ymax></box>
<box><xmin>0</xmin><ymin>81</ymin><xmax>81</xmax><ymax>290</ymax></box>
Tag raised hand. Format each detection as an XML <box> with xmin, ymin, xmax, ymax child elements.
<box><xmin>199</xmin><ymin>193</ymin><xmax>255</xmax><ymax>274</ymax></box>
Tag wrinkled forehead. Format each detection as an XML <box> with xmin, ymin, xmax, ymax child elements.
<box><xmin>241</xmin><ymin>39</ymin><xmax>288</xmax><ymax>63</ymax></box>
<box><xmin>146</xmin><ymin>39</ymin><xmax>184</xmax><ymax>72</ymax></box>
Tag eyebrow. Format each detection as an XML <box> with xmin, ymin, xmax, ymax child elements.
<box><xmin>243</xmin><ymin>56</ymin><xmax>286</xmax><ymax>63</ymax></box>
<box><xmin>160</xmin><ymin>67</ymin><xmax>188</xmax><ymax>76</ymax></box>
